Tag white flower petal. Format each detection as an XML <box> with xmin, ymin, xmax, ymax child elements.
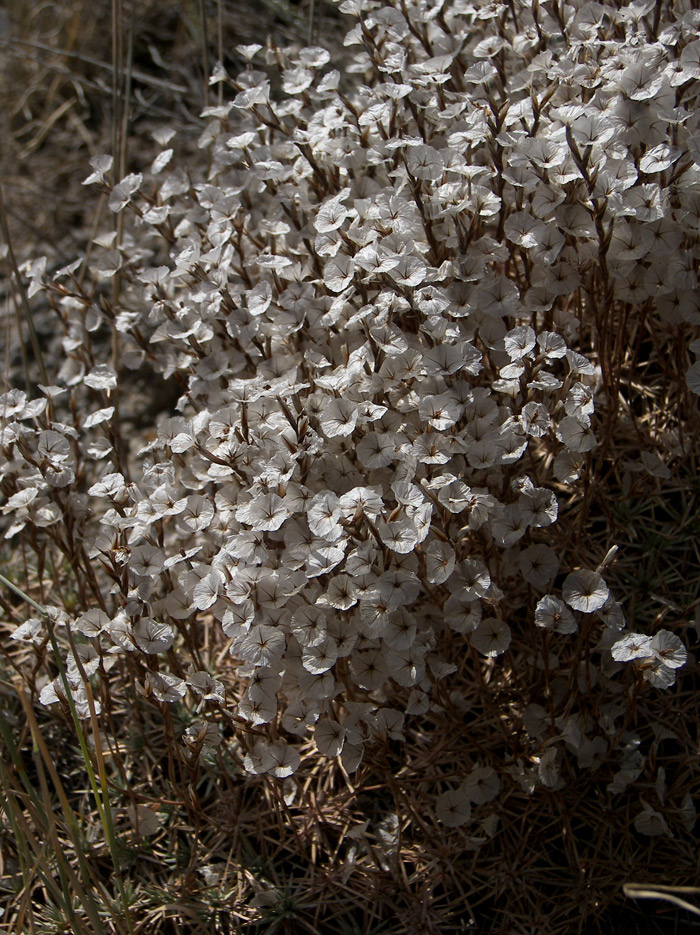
<box><xmin>562</xmin><ymin>570</ymin><xmax>609</xmax><ymax>613</ymax></box>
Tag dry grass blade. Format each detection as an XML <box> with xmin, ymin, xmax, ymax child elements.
<box><xmin>623</xmin><ymin>883</ymin><xmax>700</xmax><ymax>918</ymax></box>
<box><xmin>0</xmin><ymin>573</ymin><xmax>137</xmax><ymax>934</ymax></box>
<box><xmin>0</xmin><ymin>182</ymin><xmax>49</xmax><ymax>390</ymax></box>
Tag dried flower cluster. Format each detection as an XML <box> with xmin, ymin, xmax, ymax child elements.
<box><xmin>2</xmin><ymin>0</ymin><xmax>696</xmax><ymax>839</ymax></box>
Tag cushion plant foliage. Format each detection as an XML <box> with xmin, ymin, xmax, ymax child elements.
<box><xmin>2</xmin><ymin>1</ymin><xmax>698</xmax><ymax>930</ymax></box>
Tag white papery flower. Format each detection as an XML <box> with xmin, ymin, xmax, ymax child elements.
<box><xmin>490</xmin><ymin>503</ymin><xmax>528</xmax><ymax>547</ymax></box>
<box><xmin>317</xmin><ymin>574</ymin><xmax>358</xmax><ymax>610</ymax></box>
<box><xmin>147</xmin><ymin>671</ymin><xmax>187</xmax><ymax>704</ymax></box>
<box><xmin>292</xmin><ymin>604</ymin><xmax>328</xmax><ymax>646</ymax></box>
<box><xmin>389</xmin><ymin>254</ymin><xmax>428</xmax><ymax>287</ymax></box>
<box><xmin>411</xmin><ymin>432</ymin><xmax>451</xmax><ymax>465</ymax></box>
<box><xmin>407</xmin><ymin>144</ymin><xmax>444</xmax><ymax>181</ymax></box>
<box><xmin>556</xmin><ymin>416</ymin><xmax>597</xmax><ymax>453</ymax></box>
<box><xmin>377</xmin><ymin>569</ymin><xmax>420</xmax><ymax>607</ymax></box>
<box><xmin>82</xmin><ymin>153</ymin><xmax>113</xmax><ymax>185</ymax></box>
<box><xmin>22</xmin><ymin>0</ymin><xmax>696</xmax><ymax>799</ymax></box>
<box><xmin>83</xmin><ymin>407</ymin><xmax>115</xmax><ymax>428</ymax></box>
<box><xmin>526</xmin><ymin>138</ymin><xmax>569</xmax><ymax>170</ymax></box>
<box><xmin>562</xmin><ymin>570</ymin><xmax>609</xmax><ymax>613</ymax></box>
<box><xmin>639</xmin><ymin>143</ymin><xmax>681</xmax><ymax>174</ymax></box>
<box><xmin>519</xmin><ymin>486</ymin><xmax>558</xmax><ymax>527</ymax></box>
<box><xmin>444</xmin><ymin>594</ymin><xmax>482</xmax><ymax>634</ymax></box>
<box><xmin>302</xmin><ymin>636</ymin><xmax>338</xmax><ymax>674</ymax></box>
<box><xmin>519</xmin><ymin>544</ymin><xmax>559</xmax><ymax>590</ymax></box>
<box><xmin>282</xmin><ymin>66</ymin><xmax>313</xmax><ymax>95</ymax></box>
<box><xmin>504</xmin><ymin>214</ymin><xmax>540</xmax><ymax>250</ymax></box>
<box><xmin>66</xmin><ymin>644</ymin><xmax>100</xmax><ymax>681</ymax></box>
<box><xmin>349</xmin><ymin>649</ymin><xmax>389</xmax><ymax>691</ymax></box>
<box><xmin>596</xmin><ymin>595</ymin><xmax>626</xmax><ymax>630</ymax></box>
<box><xmin>225</xmin><ymin>531</ymin><xmax>267</xmax><ymax>565</ymax></box>
<box><xmin>611</xmin><ymin>633</ymin><xmax>653</xmax><ymax>662</ymax></box>
<box><xmin>643</xmin><ymin>662</ymin><xmax>678</xmax><ymax>690</ymax></box>
<box><xmin>649</xmin><ymin>630</ymin><xmax>687</xmax><ymax>669</ymax></box>
<box><xmin>536</xmin><ymin>331</ymin><xmax>568</xmax><ymax>359</ymax></box>
<box><xmin>376</xmin><ymin>518</ymin><xmax>420</xmax><ymax>554</ymax></box>
<box><xmin>247</xmin><ymin>667</ymin><xmax>282</xmax><ymax>705</ymax></box>
<box><xmin>520</xmin><ymin>402</ymin><xmax>550</xmax><ymax>438</ymax></box>
<box><xmin>84</xmin><ymin>364</ymin><xmax>118</xmax><ymax>391</ymax></box>
<box><xmin>339</xmin><ymin>486</ymin><xmax>383</xmax><ymax>521</ymax></box>
<box><xmin>133</xmin><ymin>618</ymin><xmax>174</xmax><ymax>654</ymax></box>
<box><xmin>553</xmin><ymin>451</ymin><xmax>583</xmax><ymax>484</ymax></box>
<box><xmin>423</xmin><ymin>343</ymin><xmax>479</xmax><ymax>376</ymax></box>
<box><xmin>129</xmin><ymin>544</ymin><xmax>165</xmax><ymax>578</ymax></box>
<box><xmin>686</xmin><ymin>361</ymin><xmax>700</xmax><ymax>396</ymax></box>
<box><xmin>183</xmin><ymin>721</ymin><xmax>220</xmax><ymax>755</ymax></box>
<box><xmin>179</xmin><ymin>494</ymin><xmax>214</xmax><ymax>531</ymax></box>
<box><xmin>355</xmin><ymin>244</ymin><xmax>400</xmax><ymax>274</ymax></box>
<box><xmin>535</xmin><ymin>595</ymin><xmax>577</xmax><ymax>634</ymax></box>
<box><xmin>306</xmin><ymin>543</ymin><xmax>346</xmax><ymax>577</ymax></box>
<box><xmin>37</xmin><ymin>430</ymin><xmax>71</xmax><ymax>463</ymax></box>
<box><xmin>319</xmin><ymin>397</ymin><xmax>359</xmax><ymax>437</ymax></box>
<box><xmin>315</xmin><ymin>191</ymin><xmax>351</xmax><ymax>233</ymax></box>
<box><xmin>634</xmin><ymin>804</ymin><xmax>670</xmax><ymax>837</ymax></box>
<box><xmin>192</xmin><ymin>570</ymin><xmax>225</xmax><ymax>610</ymax></box>
<box><xmin>3</xmin><ymin>488</ymin><xmax>39</xmax><ymax>513</ymax></box>
<box><xmin>565</xmin><ymin>384</ymin><xmax>594</xmax><ymax>421</ymax></box>
<box><xmin>324</xmin><ymin>255</ymin><xmax>354</xmax><ymax>292</ymax></box>
<box><xmin>221</xmin><ymin>600</ymin><xmax>255</xmax><ymax>638</ymax></box>
<box><xmin>435</xmin><ymin>788</ymin><xmax>472</xmax><ymax>827</ymax></box>
<box><xmin>40</xmin><ymin>676</ymin><xmax>99</xmax><ymax>718</ymax></box>
<box><xmin>358</xmin><ymin>586</ymin><xmax>392</xmax><ymax>638</ymax></box>
<box><xmin>314</xmin><ymin>719</ymin><xmax>346</xmax><ymax>757</ymax></box>
<box><xmin>236</xmin><ymin>624</ymin><xmax>286</xmax><ymax>666</ymax></box>
<box><xmin>74</xmin><ymin>608</ymin><xmax>111</xmax><ymax>637</ymax></box>
<box><xmin>187</xmin><ymin>669</ymin><xmax>226</xmax><ymax>703</ymax></box>
<box><xmin>238</xmin><ymin>692</ymin><xmax>278</xmax><ymax>726</ymax></box>
<box><xmin>566</xmin><ymin>349</ymin><xmax>595</xmax><ymax>376</ymax></box>
<box><xmin>235</xmin><ymin>493</ymin><xmax>289</xmax><ymax>532</ymax></box>
<box><xmin>258</xmin><ymin>741</ymin><xmax>300</xmax><ymax>778</ymax></box>
<box><xmin>418</xmin><ymin>395</ymin><xmax>461</xmax><ymax>430</ymax></box>
<box><xmin>281</xmin><ymin>698</ymin><xmax>319</xmax><ymax>737</ymax></box>
<box><xmin>680</xmin><ymin>39</ymin><xmax>700</xmax><ymax>78</ymax></box>
<box><xmin>382</xmin><ymin>609</ymin><xmax>417</xmax><ymax>651</ymax></box>
<box><xmin>307</xmin><ymin>491</ymin><xmax>343</xmax><ymax>540</ymax></box>
<box><xmin>467</xmin><ymin>438</ymin><xmax>499</xmax><ymax>470</ymax></box>
<box><xmin>108</xmin><ymin>173</ymin><xmax>142</xmax><ymax>212</ymax></box>
<box><xmin>452</xmin><ymin>559</ymin><xmax>491</xmax><ymax>601</ymax></box>
<box><xmin>536</xmin><ymin>748</ymin><xmax>559</xmax><ymax>788</ymax></box>
<box><xmin>461</xmin><ymin>766</ymin><xmax>500</xmax><ymax>804</ymax></box>
<box><xmin>256</xmin><ymin>572</ymin><xmax>295</xmax><ymax>609</ymax></box>
<box><xmin>425</xmin><ymin>540</ymin><xmax>456</xmax><ymax>584</ymax></box>
<box><xmin>471</xmin><ymin>617</ymin><xmax>511</xmax><ymax>657</ymax></box>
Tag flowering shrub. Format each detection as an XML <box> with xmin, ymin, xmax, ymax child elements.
<box><xmin>2</xmin><ymin>0</ymin><xmax>697</xmax><ymax>854</ymax></box>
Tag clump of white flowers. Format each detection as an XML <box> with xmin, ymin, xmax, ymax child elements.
<box><xmin>2</xmin><ymin>0</ymin><xmax>695</xmax><ymax>833</ymax></box>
